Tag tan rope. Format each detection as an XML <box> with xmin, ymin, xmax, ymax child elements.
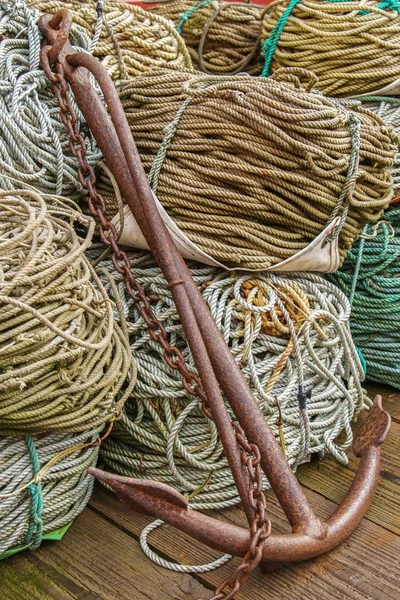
<box><xmin>99</xmin><ymin>67</ymin><xmax>397</xmax><ymax>270</ymax></box>
<box><xmin>29</xmin><ymin>0</ymin><xmax>192</xmax><ymax>82</ymax></box>
<box><xmin>148</xmin><ymin>0</ymin><xmax>264</xmax><ymax>74</ymax></box>
<box><xmin>0</xmin><ymin>189</ymin><xmax>136</xmax><ymax>434</ymax></box>
<box><xmin>261</xmin><ymin>0</ymin><xmax>400</xmax><ymax>97</ymax></box>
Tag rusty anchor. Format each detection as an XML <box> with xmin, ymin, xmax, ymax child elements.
<box><xmin>39</xmin><ymin>9</ymin><xmax>391</xmax><ymax>597</ymax></box>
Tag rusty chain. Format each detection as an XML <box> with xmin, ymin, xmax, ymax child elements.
<box><xmin>42</xmin><ymin>48</ymin><xmax>270</xmax><ymax>599</ymax></box>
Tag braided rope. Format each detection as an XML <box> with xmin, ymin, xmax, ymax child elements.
<box><xmin>100</xmin><ymin>67</ymin><xmax>397</xmax><ymax>269</ymax></box>
<box><xmin>261</xmin><ymin>0</ymin><xmax>400</xmax><ymax>96</ymax></box>
<box><xmin>0</xmin><ymin>189</ymin><xmax>135</xmax><ymax>434</ymax></box>
<box><xmin>29</xmin><ymin>0</ymin><xmax>192</xmax><ymax>82</ymax></box>
<box><xmin>88</xmin><ymin>249</ymin><xmax>370</xmax><ymax>511</ymax></box>
<box><xmin>147</xmin><ymin>0</ymin><xmax>264</xmax><ymax>74</ymax></box>
<box><xmin>0</xmin><ymin>0</ymin><xmax>102</xmax><ymax>200</ymax></box>
<box><xmin>329</xmin><ymin>209</ymin><xmax>400</xmax><ymax>389</ymax></box>
<box><xmin>0</xmin><ymin>428</ymin><xmax>102</xmax><ymax>556</ymax></box>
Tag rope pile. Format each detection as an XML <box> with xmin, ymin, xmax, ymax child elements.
<box><xmin>358</xmin><ymin>97</ymin><xmax>400</xmax><ymax>196</ymax></box>
<box><xmin>147</xmin><ymin>0</ymin><xmax>264</xmax><ymax>75</ymax></box>
<box><xmin>0</xmin><ymin>0</ymin><xmax>102</xmax><ymax>200</ymax></box>
<box><xmin>0</xmin><ymin>428</ymin><xmax>101</xmax><ymax>556</ymax></box>
<box><xmin>261</xmin><ymin>0</ymin><xmax>400</xmax><ymax>97</ymax></box>
<box><xmin>29</xmin><ymin>0</ymin><xmax>192</xmax><ymax>82</ymax></box>
<box><xmin>329</xmin><ymin>209</ymin><xmax>400</xmax><ymax>390</ymax></box>
<box><xmin>93</xmin><ymin>250</ymin><xmax>369</xmax><ymax>510</ymax></box>
<box><xmin>101</xmin><ymin>67</ymin><xmax>397</xmax><ymax>269</ymax></box>
<box><xmin>0</xmin><ymin>189</ymin><xmax>135</xmax><ymax>434</ymax></box>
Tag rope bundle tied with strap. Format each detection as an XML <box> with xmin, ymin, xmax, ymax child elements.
<box><xmin>146</xmin><ymin>0</ymin><xmax>264</xmax><ymax>75</ymax></box>
<box><xmin>0</xmin><ymin>189</ymin><xmax>135</xmax><ymax>434</ymax></box>
<box><xmin>329</xmin><ymin>209</ymin><xmax>400</xmax><ymax>389</ymax></box>
<box><xmin>90</xmin><ymin>249</ymin><xmax>369</xmax><ymax>510</ymax></box>
<box><xmin>29</xmin><ymin>0</ymin><xmax>192</xmax><ymax>82</ymax></box>
<box><xmin>0</xmin><ymin>428</ymin><xmax>102</xmax><ymax>556</ymax></box>
<box><xmin>100</xmin><ymin>66</ymin><xmax>397</xmax><ymax>270</ymax></box>
<box><xmin>261</xmin><ymin>0</ymin><xmax>400</xmax><ymax>97</ymax></box>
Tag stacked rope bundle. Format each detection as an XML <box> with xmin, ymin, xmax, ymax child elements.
<box><xmin>329</xmin><ymin>209</ymin><xmax>400</xmax><ymax>390</ymax></box>
<box><xmin>93</xmin><ymin>250</ymin><xmax>369</xmax><ymax>510</ymax></box>
<box><xmin>102</xmin><ymin>67</ymin><xmax>397</xmax><ymax>269</ymax></box>
<box><xmin>0</xmin><ymin>189</ymin><xmax>135</xmax><ymax>434</ymax></box>
<box><xmin>0</xmin><ymin>0</ymin><xmax>102</xmax><ymax>200</ymax></box>
<box><xmin>0</xmin><ymin>428</ymin><xmax>102</xmax><ymax>557</ymax></box>
<box><xmin>29</xmin><ymin>0</ymin><xmax>192</xmax><ymax>82</ymax></box>
<box><xmin>146</xmin><ymin>0</ymin><xmax>264</xmax><ymax>74</ymax></box>
<box><xmin>261</xmin><ymin>0</ymin><xmax>400</xmax><ymax>97</ymax></box>
<box><xmin>358</xmin><ymin>97</ymin><xmax>400</xmax><ymax>196</ymax></box>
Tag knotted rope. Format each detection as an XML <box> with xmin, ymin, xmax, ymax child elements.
<box><xmin>261</xmin><ymin>0</ymin><xmax>400</xmax><ymax>96</ymax></box>
<box><xmin>0</xmin><ymin>189</ymin><xmax>135</xmax><ymax>434</ymax></box>
<box><xmin>0</xmin><ymin>0</ymin><xmax>102</xmax><ymax>200</ymax></box>
<box><xmin>146</xmin><ymin>0</ymin><xmax>264</xmax><ymax>74</ymax></box>
<box><xmin>89</xmin><ymin>249</ymin><xmax>369</xmax><ymax>510</ymax></box>
<box><xmin>329</xmin><ymin>209</ymin><xmax>400</xmax><ymax>389</ymax></box>
<box><xmin>29</xmin><ymin>0</ymin><xmax>192</xmax><ymax>82</ymax></box>
<box><xmin>100</xmin><ymin>67</ymin><xmax>397</xmax><ymax>269</ymax></box>
<box><xmin>0</xmin><ymin>428</ymin><xmax>102</xmax><ymax>556</ymax></box>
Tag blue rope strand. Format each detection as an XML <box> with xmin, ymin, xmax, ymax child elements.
<box><xmin>176</xmin><ymin>0</ymin><xmax>214</xmax><ymax>34</ymax></box>
<box><xmin>23</xmin><ymin>435</ymin><xmax>44</xmax><ymax>551</ymax></box>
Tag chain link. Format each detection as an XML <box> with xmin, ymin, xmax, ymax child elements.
<box><xmin>44</xmin><ymin>54</ymin><xmax>271</xmax><ymax>599</ymax></box>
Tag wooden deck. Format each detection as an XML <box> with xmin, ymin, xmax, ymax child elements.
<box><xmin>2</xmin><ymin>383</ymin><xmax>399</xmax><ymax>600</ymax></box>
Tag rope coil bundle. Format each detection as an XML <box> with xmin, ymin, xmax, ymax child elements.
<box><xmin>329</xmin><ymin>209</ymin><xmax>400</xmax><ymax>389</ymax></box>
<box><xmin>359</xmin><ymin>97</ymin><xmax>400</xmax><ymax>196</ymax></box>
<box><xmin>0</xmin><ymin>189</ymin><xmax>135</xmax><ymax>434</ymax></box>
<box><xmin>147</xmin><ymin>0</ymin><xmax>264</xmax><ymax>75</ymax></box>
<box><xmin>29</xmin><ymin>0</ymin><xmax>192</xmax><ymax>82</ymax></box>
<box><xmin>0</xmin><ymin>428</ymin><xmax>101</xmax><ymax>556</ymax></box>
<box><xmin>93</xmin><ymin>250</ymin><xmax>369</xmax><ymax>510</ymax></box>
<box><xmin>102</xmin><ymin>67</ymin><xmax>397</xmax><ymax>270</ymax></box>
<box><xmin>261</xmin><ymin>0</ymin><xmax>400</xmax><ymax>97</ymax></box>
<box><xmin>0</xmin><ymin>0</ymin><xmax>102</xmax><ymax>200</ymax></box>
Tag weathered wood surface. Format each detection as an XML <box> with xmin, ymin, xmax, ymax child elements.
<box><xmin>1</xmin><ymin>384</ymin><xmax>399</xmax><ymax>600</ymax></box>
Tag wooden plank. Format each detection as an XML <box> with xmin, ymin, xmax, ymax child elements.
<box><xmin>32</xmin><ymin>508</ymin><xmax>213</xmax><ymax>600</ymax></box>
<box><xmin>89</xmin><ymin>483</ymin><xmax>399</xmax><ymax>600</ymax></box>
<box><xmin>367</xmin><ymin>383</ymin><xmax>400</xmax><ymax>423</ymax></box>
<box><xmin>0</xmin><ymin>554</ymin><xmax>76</xmax><ymax>600</ymax></box>
<box><xmin>297</xmin><ymin>417</ymin><xmax>400</xmax><ymax>535</ymax></box>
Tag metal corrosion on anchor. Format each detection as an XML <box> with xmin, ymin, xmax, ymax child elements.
<box><xmin>39</xmin><ymin>9</ymin><xmax>391</xmax><ymax>598</ymax></box>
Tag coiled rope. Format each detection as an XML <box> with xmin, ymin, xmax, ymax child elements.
<box><xmin>146</xmin><ymin>0</ymin><xmax>264</xmax><ymax>74</ymax></box>
<box><xmin>357</xmin><ymin>97</ymin><xmax>400</xmax><ymax>196</ymax></box>
<box><xmin>90</xmin><ymin>249</ymin><xmax>369</xmax><ymax>510</ymax></box>
<box><xmin>100</xmin><ymin>67</ymin><xmax>397</xmax><ymax>269</ymax></box>
<box><xmin>329</xmin><ymin>209</ymin><xmax>400</xmax><ymax>389</ymax></box>
<box><xmin>0</xmin><ymin>0</ymin><xmax>102</xmax><ymax>200</ymax></box>
<box><xmin>0</xmin><ymin>189</ymin><xmax>135</xmax><ymax>434</ymax></box>
<box><xmin>0</xmin><ymin>428</ymin><xmax>102</xmax><ymax>556</ymax></box>
<box><xmin>29</xmin><ymin>0</ymin><xmax>192</xmax><ymax>82</ymax></box>
<box><xmin>261</xmin><ymin>0</ymin><xmax>400</xmax><ymax>97</ymax></box>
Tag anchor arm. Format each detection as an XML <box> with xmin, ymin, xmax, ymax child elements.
<box><xmin>89</xmin><ymin>396</ymin><xmax>390</xmax><ymax>564</ymax></box>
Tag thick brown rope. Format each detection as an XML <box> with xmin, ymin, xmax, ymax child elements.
<box><xmin>29</xmin><ymin>0</ymin><xmax>192</xmax><ymax>82</ymax></box>
<box><xmin>148</xmin><ymin>0</ymin><xmax>264</xmax><ymax>74</ymax></box>
<box><xmin>261</xmin><ymin>0</ymin><xmax>400</xmax><ymax>97</ymax></box>
<box><xmin>98</xmin><ymin>67</ymin><xmax>397</xmax><ymax>270</ymax></box>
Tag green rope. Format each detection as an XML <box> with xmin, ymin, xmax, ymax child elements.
<box><xmin>261</xmin><ymin>0</ymin><xmax>302</xmax><ymax>77</ymax></box>
<box><xmin>23</xmin><ymin>435</ymin><xmax>43</xmax><ymax>551</ymax></box>
<box><xmin>176</xmin><ymin>0</ymin><xmax>214</xmax><ymax>33</ymax></box>
<box><xmin>329</xmin><ymin>210</ymin><xmax>400</xmax><ymax>389</ymax></box>
<box><xmin>262</xmin><ymin>0</ymin><xmax>400</xmax><ymax>77</ymax></box>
